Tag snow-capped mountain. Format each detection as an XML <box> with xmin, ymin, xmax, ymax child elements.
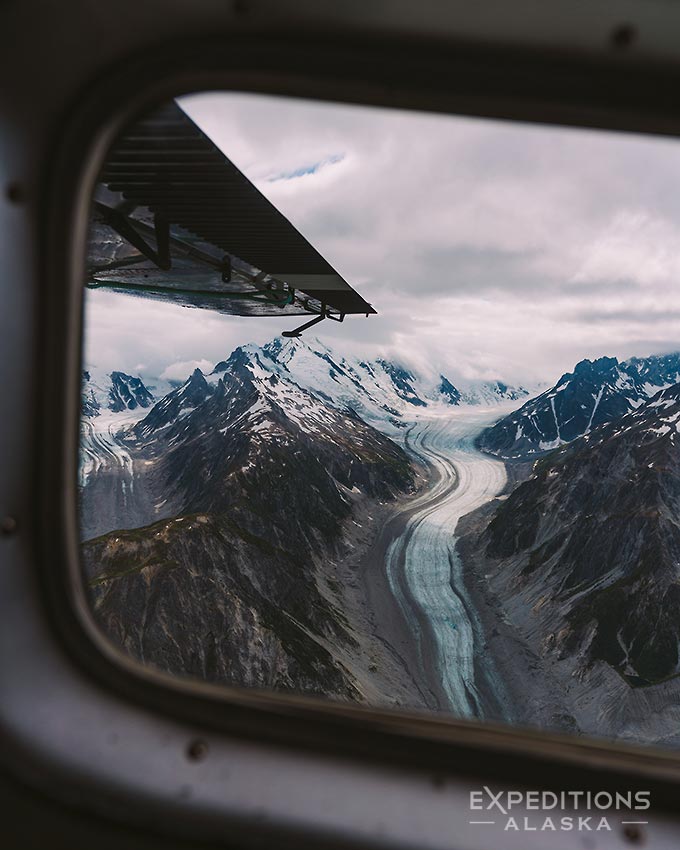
<box><xmin>134</xmin><ymin>368</ymin><xmax>213</xmax><ymax>438</ymax></box>
<box><xmin>75</xmin><ymin>336</ymin><xmax>527</xmax><ymax>699</ymax></box>
<box><xmin>81</xmin><ymin>368</ymin><xmax>157</xmax><ymax>417</ymax></box>
<box><xmin>458</xmin><ymin>380</ymin><xmax>530</xmax><ymax>406</ymax></box>
<box><xmin>207</xmin><ymin>337</ymin><xmax>529</xmax><ymax>437</ymax></box>
<box><xmin>82</xmin><ymin>336</ymin><xmax>530</xmax><ymax>449</ymax></box>
<box><xmin>461</xmin><ymin>380</ymin><xmax>680</xmax><ymax>688</ymax></box>
<box><xmin>79</xmin><ymin>339</ymin><xmax>419</xmax><ymax>699</ymax></box>
<box><xmin>478</xmin><ymin>352</ymin><xmax>680</xmax><ymax>459</ymax></box>
<box><xmin>78</xmin><ymin>335</ymin><xmax>533</xmax><ymax>576</ymax></box>
<box><xmin>127</xmin><ymin>344</ymin><xmax>417</xmax><ymax>521</ymax></box>
<box><xmin>79</xmin><ymin>368</ymin><xmax>170</xmax><ymax>526</ymax></box>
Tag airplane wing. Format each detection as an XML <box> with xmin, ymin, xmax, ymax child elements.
<box><xmin>87</xmin><ymin>101</ymin><xmax>375</xmax><ymax>334</ymax></box>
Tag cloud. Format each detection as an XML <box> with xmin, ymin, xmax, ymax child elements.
<box><xmin>82</xmin><ymin>288</ymin><xmax>284</xmax><ymax>383</ymax></box>
<box><xmin>84</xmin><ymin>93</ymin><xmax>680</xmax><ymax>388</ymax></box>
<box><xmin>569</xmin><ymin>209</ymin><xmax>680</xmax><ymax>288</ymax></box>
<box><xmin>160</xmin><ymin>359</ymin><xmax>216</xmax><ymax>382</ymax></box>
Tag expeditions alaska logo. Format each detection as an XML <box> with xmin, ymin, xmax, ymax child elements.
<box><xmin>469</xmin><ymin>787</ymin><xmax>650</xmax><ymax>832</ymax></box>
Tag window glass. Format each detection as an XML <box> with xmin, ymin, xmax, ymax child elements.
<box><xmin>81</xmin><ymin>92</ymin><xmax>680</xmax><ymax>747</ymax></box>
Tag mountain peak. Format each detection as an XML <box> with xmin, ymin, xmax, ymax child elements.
<box><xmin>134</xmin><ymin>366</ymin><xmax>213</xmax><ymax>438</ymax></box>
<box><xmin>86</xmin><ymin>336</ymin><xmax>529</xmax><ymax>432</ymax></box>
<box><xmin>572</xmin><ymin>355</ymin><xmax>618</xmax><ymax>376</ymax></box>
<box><xmin>261</xmin><ymin>335</ymin><xmax>317</xmax><ymax>367</ymax></box>
<box><xmin>186</xmin><ymin>368</ymin><xmax>209</xmax><ymax>390</ymax></box>
<box><xmin>438</xmin><ymin>375</ymin><xmax>461</xmax><ymax>405</ymax></box>
<box><xmin>108</xmin><ymin>371</ymin><xmax>155</xmax><ymax>412</ymax></box>
<box><xmin>479</xmin><ymin>351</ymin><xmax>680</xmax><ymax>459</ymax></box>
<box><xmin>81</xmin><ymin>368</ymin><xmax>155</xmax><ymax>417</ymax></box>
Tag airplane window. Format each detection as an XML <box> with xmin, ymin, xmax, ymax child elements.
<box><xmin>80</xmin><ymin>92</ymin><xmax>680</xmax><ymax>748</ymax></box>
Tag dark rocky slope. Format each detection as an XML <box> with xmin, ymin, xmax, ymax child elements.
<box><xmin>460</xmin><ymin>382</ymin><xmax>680</xmax><ymax>689</ymax></box>
<box><xmin>81</xmin><ymin>346</ymin><xmax>418</xmax><ymax>699</ymax></box>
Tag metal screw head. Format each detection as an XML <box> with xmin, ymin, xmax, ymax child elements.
<box><xmin>5</xmin><ymin>183</ymin><xmax>24</xmax><ymax>203</ymax></box>
<box><xmin>611</xmin><ymin>23</ymin><xmax>637</xmax><ymax>49</ymax></box>
<box><xmin>186</xmin><ymin>739</ymin><xmax>208</xmax><ymax>761</ymax></box>
<box><xmin>623</xmin><ymin>823</ymin><xmax>644</xmax><ymax>844</ymax></box>
<box><xmin>1</xmin><ymin>517</ymin><xmax>17</xmax><ymax>535</ymax></box>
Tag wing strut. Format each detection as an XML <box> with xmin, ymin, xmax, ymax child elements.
<box><xmin>281</xmin><ymin>304</ymin><xmax>345</xmax><ymax>338</ymax></box>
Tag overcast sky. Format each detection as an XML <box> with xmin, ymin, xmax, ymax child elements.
<box><xmin>84</xmin><ymin>92</ymin><xmax>680</xmax><ymax>386</ymax></box>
